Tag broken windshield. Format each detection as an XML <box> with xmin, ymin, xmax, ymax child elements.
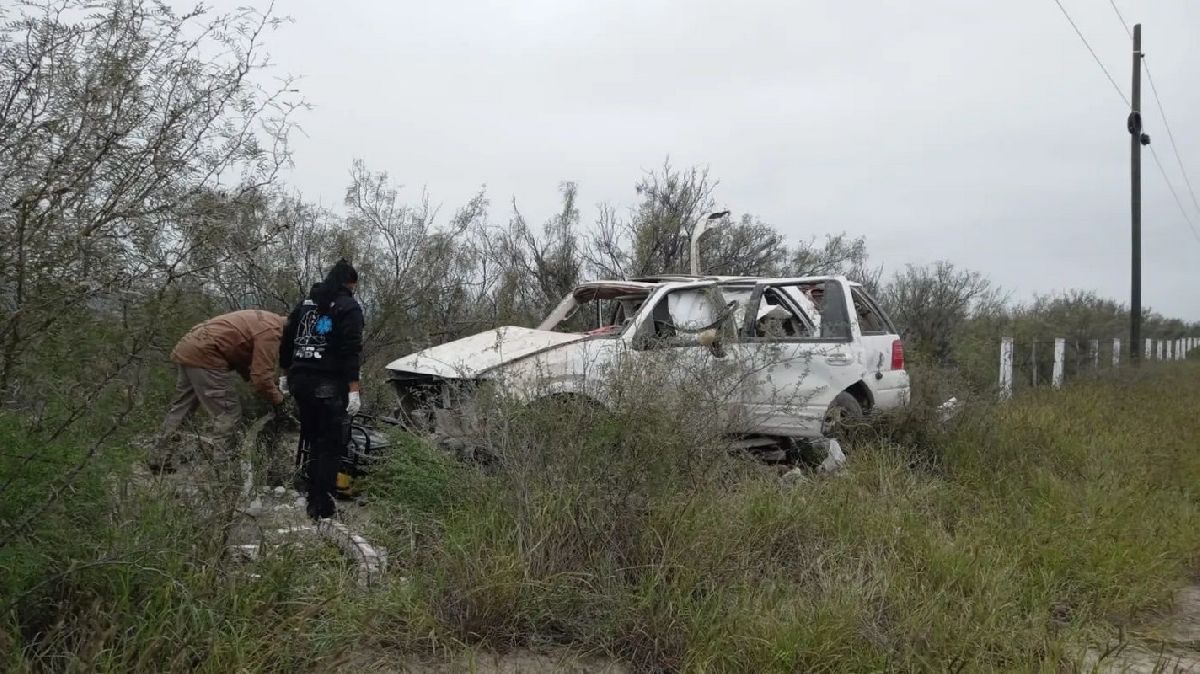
<box><xmin>539</xmin><ymin>287</ymin><xmax>652</xmax><ymax>336</ymax></box>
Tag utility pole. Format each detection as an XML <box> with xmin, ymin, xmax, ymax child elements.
<box><xmin>1129</xmin><ymin>24</ymin><xmax>1149</xmax><ymax>363</ymax></box>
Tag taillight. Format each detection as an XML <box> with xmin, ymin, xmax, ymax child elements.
<box><xmin>891</xmin><ymin>340</ymin><xmax>904</xmax><ymax>370</ymax></box>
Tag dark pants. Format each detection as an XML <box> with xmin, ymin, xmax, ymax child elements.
<box><xmin>290</xmin><ymin>370</ymin><xmax>348</xmax><ymax>519</ymax></box>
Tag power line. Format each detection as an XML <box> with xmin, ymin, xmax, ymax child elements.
<box><xmin>1050</xmin><ymin>0</ymin><xmax>1200</xmax><ymax>245</ymax></box>
<box><xmin>1106</xmin><ymin>1</ymin><xmax>1200</xmax><ymax>224</ymax></box>
<box><xmin>1143</xmin><ymin>60</ymin><xmax>1200</xmax><ymax>219</ymax></box>
<box><xmin>1051</xmin><ymin>0</ymin><xmax>1129</xmax><ymax>106</ymax></box>
<box><xmin>1148</xmin><ymin>145</ymin><xmax>1200</xmax><ymax>243</ymax></box>
<box><xmin>1108</xmin><ymin>0</ymin><xmax>1132</xmax><ymax>36</ymax></box>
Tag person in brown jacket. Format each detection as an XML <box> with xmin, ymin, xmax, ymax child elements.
<box><xmin>149</xmin><ymin>309</ymin><xmax>287</xmax><ymax>472</ymax></box>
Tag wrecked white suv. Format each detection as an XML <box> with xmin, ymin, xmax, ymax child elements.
<box><xmin>385</xmin><ymin>275</ymin><xmax>909</xmax><ymax>448</ymax></box>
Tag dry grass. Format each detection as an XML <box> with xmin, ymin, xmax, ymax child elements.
<box><xmin>4</xmin><ymin>363</ymin><xmax>1200</xmax><ymax>672</ymax></box>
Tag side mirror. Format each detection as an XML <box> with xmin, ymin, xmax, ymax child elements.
<box><xmin>698</xmin><ymin>328</ymin><xmax>726</xmax><ymax>358</ymax></box>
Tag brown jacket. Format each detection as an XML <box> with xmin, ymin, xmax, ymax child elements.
<box><xmin>171</xmin><ymin>310</ymin><xmax>286</xmax><ymax>405</ymax></box>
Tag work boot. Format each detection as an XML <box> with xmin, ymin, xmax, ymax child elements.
<box><xmin>144</xmin><ymin>438</ymin><xmax>176</xmax><ymax>476</ymax></box>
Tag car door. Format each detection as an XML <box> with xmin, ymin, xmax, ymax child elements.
<box><xmin>847</xmin><ymin>285</ymin><xmax>908</xmax><ymax>408</ymax></box>
<box><xmin>726</xmin><ymin>280</ymin><xmax>864</xmax><ymax>438</ymax></box>
<box><xmin>620</xmin><ymin>281</ymin><xmax>743</xmax><ymax>420</ymax></box>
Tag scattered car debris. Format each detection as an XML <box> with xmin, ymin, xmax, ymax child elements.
<box><xmin>938</xmin><ymin>397</ymin><xmax>963</xmax><ymax>423</ymax></box>
<box><xmin>226</xmin><ymin>484</ymin><xmax>387</xmax><ymax>589</ymax></box>
<box><xmin>817</xmin><ymin>438</ymin><xmax>847</xmax><ymax>472</ymax></box>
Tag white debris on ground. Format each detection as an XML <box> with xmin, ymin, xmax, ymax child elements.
<box><xmin>938</xmin><ymin>396</ymin><xmax>962</xmax><ymax>422</ymax></box>
<box><xmin>817</xmin><ymin>438</ymin><xmax>846</xmax><ymax>472</ymax></box>
<box><xmin>781</xmin><ymin>467</ymin><xmax>808</xmax><ymax>484</ymax></box>
<box><xmin>226</xmin><ymin>483</ymin><xmax>388</xmax><ymax>589</ymax></box>
<box><xmin>137</xmin><ymin>413</ymin><xmax>389</xmax><ymax>590</ymax></box>
<box><xmin>780</xmin><ymin>438</ymin><xmax>846</xmax><ymax>484</ymax></box>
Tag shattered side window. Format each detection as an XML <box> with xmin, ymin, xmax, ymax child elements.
<box><xmin>718</xmin><ymin>286</ymin><xmax>754</xmax><ymax>337</ymax></box>
<box><xmin>780</xmin><ymin>282</ymin><xmax>852</xmax><ymax>341</ymax></box>
<box><xmin>667</xmin><ymin>291</ymin><xmax>718</xmax><ymax>331</ymax></box>
<box><xmin>851</xmin><ymin>288</ymin><xmax>891</xmax><ymax>335</ymax></box>
<box><xmin>748</xmin><ymin>289</ymin><xmax>811</xmax><ymax>340</ymax></box>
<box><xmin>636</xmin><ymin>287</ymin><xmax>732</xmax><ymax>347</ymax></box>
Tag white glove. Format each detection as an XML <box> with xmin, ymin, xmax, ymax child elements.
<box><xmin>346</xmin><ymin>390</ymin><xmax>361</xmax><ymax>416</ymax></box>
<box><xmin>278</xmin><ymin>375</ymin><xmax>289</xmax><ymax>397</ymax></box>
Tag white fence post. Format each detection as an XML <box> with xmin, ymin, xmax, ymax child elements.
<box><xmin>999</xmin><ymin>337</ymin><xmax>1014</xmax><ymax>400</ymax></box>
<box><xmin>1113</xmin><ymin>337</ymin><xmax>1121</xmax><ymax>368</ymax></box>
<box><xmin>1145</xmin><ymin>338</ymin><xmax>1153</xmax><ymax>360</ymax></box>
<box><xmin>1091</xmin><ymin>339</ymin><xmax>1100</xmax><ymax>370</ymax></box>
<box><xmin>1052</xmin><ymin>338</ymin><xmax>1066</xmax><ymax>388</ymax></box>
<box><xmin>1158</xmin><ymin>340</ymin><xmax>1164</xmax><ymax>360</ymax></box>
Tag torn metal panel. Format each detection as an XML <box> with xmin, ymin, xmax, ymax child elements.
<box><xmin>385</xmin><ymin>326</ymin><xmax>587</xmax><ymax>379</ymax></box>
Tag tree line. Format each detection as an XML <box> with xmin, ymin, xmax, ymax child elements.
<box><xmin>2</xmin><ymin>0</ymin><xmax>1196</xmax><ymax>428</ymax></box>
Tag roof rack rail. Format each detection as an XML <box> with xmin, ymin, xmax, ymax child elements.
<box><xmin>629</xmin><ymin>274</ymin><xmax>705</xmax><ymax>282</ymax></box>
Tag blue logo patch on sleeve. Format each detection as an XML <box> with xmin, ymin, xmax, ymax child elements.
<box><xmin>315</xmin><ymin>316</ymin><xmax>334</xmax><ymax>335</ymax></box>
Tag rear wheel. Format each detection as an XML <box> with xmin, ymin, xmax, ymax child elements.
<box><xmin>822</xmin><ymin>392</ymin><xmax>864</xmax><ymax>448</ymax></box>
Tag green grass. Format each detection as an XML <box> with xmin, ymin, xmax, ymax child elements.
<box><xmin>4</xmin><ymin>363</ymin><xmax>1200</xmax><ymax>672</ymax></box>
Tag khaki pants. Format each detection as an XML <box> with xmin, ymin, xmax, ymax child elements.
<box><xmin>152</xmin><ymin>364</ymin><xmax>242</xmax><ymax>463</ymax></box>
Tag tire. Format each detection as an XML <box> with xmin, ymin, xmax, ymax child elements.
<box><xmin>822</xmin><ymin>391</ymin><xmax>864</xmax><ymax>447</ymax></box>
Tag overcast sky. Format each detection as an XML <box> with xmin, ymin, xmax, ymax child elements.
<box><xmin>242</xmin><ymin>0</ymin><xmax>1200</xmax><ymax>320</ymax></box>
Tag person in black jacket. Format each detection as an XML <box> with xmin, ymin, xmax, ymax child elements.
<box><xmin>279</xmin><ymin>259</ymin><xmax>364</xmax><ymax>520</ymax></box>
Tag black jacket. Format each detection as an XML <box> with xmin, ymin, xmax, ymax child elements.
<box><xmin>280</xmin><ymin>286</ymin><xmax>364</xmax><ymax>382</ymax></box>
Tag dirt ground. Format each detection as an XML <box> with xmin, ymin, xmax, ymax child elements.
<box><xmin>1084</xmin><ymin>585</ymin><xmax>1200</xmax><ymax>673</ymax></box>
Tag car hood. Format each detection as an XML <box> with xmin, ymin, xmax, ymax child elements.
<box><xmin>385</xmin><ymin>326</ymin><xmax>589</xmax><ymax>379</ymax></box>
